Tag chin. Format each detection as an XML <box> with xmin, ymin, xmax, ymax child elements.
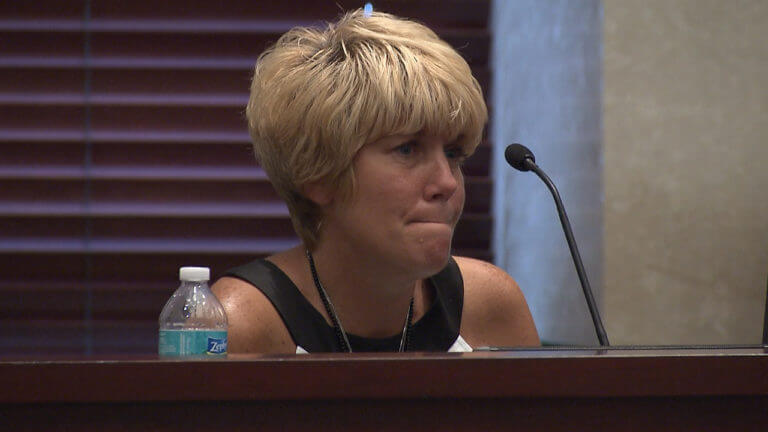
<box><xmin>410</xmin><ymin>238</ymin><xmax>453</xmax><ymax>276</ymax></box>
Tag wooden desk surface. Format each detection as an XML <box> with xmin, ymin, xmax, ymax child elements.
<box><xmin>2</xmin><ymin>347</ymin><xmax>767</xmax><ymax>431</ymax></box>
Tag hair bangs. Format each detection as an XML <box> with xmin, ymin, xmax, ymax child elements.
<box><xmin>350</xmin><ymin>39</ymin><xmax>487</xmax><ymax>155</ymax></box>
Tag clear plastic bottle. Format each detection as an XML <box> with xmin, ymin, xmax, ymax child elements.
<box><xmin>158</xmin><ymin>267</ymin><xmax>228</xmax><ymax>357</ymax></box>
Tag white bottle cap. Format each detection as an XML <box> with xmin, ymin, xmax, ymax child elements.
<box><xmin>179</xmin><ymin>266</ymin><xmax>210</xmax><ymax>281</ymax></box>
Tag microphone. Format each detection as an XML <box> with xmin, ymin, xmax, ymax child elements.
<box><xmin>505</xmin><ymin>143</ymin><xmax>610</xmax><ymax>346</ymax></box>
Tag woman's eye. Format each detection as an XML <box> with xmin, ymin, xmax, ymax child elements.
<box><xmin>445</xmin><ymin>147</ymin><xmax>466</xmax><ymax>162</ymax></box>
<box><xmin>396</xmin><ymin>141</ymin><xmax>416</xmax><ymax>155</ymax></box>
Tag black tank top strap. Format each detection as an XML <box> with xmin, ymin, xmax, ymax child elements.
<box><xmin>410</xmin><ymin>257</ymin><xmax>464</xmax><ymax>350</ymax></box>
<box><xmin>223</xmin><ymin>259</ymin><xmax>341</xmax><ymax>352</ymax></box>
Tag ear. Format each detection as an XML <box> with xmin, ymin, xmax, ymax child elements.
<box><xmin>302</xmin><ymin>180</ymin><xmax>335</xmax><ymax>207</ymax></box>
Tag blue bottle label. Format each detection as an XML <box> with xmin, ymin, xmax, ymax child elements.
<box><xmin>158</xmin><ymin>329</ymin><xmax>227</xmax><ymax>356</ymax></box>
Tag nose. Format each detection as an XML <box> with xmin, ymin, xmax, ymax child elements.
<box><xmin>424</xmin><ymin>150</ymin><xmax>460</xmax><ymax>201</ymax></box>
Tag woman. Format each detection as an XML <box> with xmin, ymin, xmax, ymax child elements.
<box><xmin>212</xmin><ymin>9</ymin><xmax>539</xmax><ymax>353</ymax></box>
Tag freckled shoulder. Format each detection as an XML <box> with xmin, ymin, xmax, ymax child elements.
<box><xmin>211</xmin><ymin>276</ymin><xmax>296</xmax><ymax>354</ymax></box>
<box><xmin>453</xmin><ymin>256</ymin><xmax>540</xmax><ymax>348</ymax></box>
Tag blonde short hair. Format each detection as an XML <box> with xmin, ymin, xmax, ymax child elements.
<box><xmin>246</xmin><ymin>9</ymin><xmax>488</xmax><ymax>250</ymax></box>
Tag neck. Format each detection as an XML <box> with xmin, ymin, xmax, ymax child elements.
<box><xmin>307</xmin><ymin>241</ymin><xmax>419</xmax><ymax>339</ymax></box>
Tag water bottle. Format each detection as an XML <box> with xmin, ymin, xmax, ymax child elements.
<box><xmin>158</xmin><ymin>266</ymin><xmax>228</xmax><ymax>356</ymax></box>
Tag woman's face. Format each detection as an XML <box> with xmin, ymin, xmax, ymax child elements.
<box><xmin>322</xmin><ymin>133</ymin><xmax>467</xmax><ymax>277</ymax></box>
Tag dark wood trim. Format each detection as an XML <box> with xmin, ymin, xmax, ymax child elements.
<box><xmin>2</xmin><ymin>348</ymin><xmax>767</xmax><ymax>403</ymax></box>
<box><xmin>2</xmin><ymin>349</ymin><xmax>767</xmax><ymax>431</ymax></box>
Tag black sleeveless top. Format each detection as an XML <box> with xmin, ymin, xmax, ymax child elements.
<box><xmin>223</xmin><ymin>258</ymin><xmax>465</xmax><ymax>352</ymax></box>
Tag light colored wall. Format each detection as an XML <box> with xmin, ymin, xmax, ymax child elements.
<box><xmin>491</xmin><ymin>0</ymin><xmax>603</xmax><ymax>345</ymax></box>
<box><xmin>604</xmin><ymin>0</ymin><xmax>768</xmax><ymax>344</ymax></box>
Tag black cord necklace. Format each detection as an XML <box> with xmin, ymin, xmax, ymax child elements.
<box><xmin>306</xmin><ymin>249</ymin><xmax>413</xmax><ymax>352</ymax></box>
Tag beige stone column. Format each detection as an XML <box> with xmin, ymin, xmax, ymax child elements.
<box><xmin>603</xmin><ymin>0</ymin><xmax>768</xmax><ymax>344</ymax></box>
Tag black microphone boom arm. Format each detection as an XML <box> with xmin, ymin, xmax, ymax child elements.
<box><xmin>505</xmin><ymin>143</ymin><xmax>609</xmax><ymax>346</ymax></box>
<box><xmin>523</xmin><ymin>157</ymin><xmax>609</xmax><ymax>346</ymax></box>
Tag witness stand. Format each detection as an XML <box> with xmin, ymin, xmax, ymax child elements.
<box><xmin>1</xmin><ymin>347</ymin><xmax>767</xmax><ymax>431</ymax></box>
